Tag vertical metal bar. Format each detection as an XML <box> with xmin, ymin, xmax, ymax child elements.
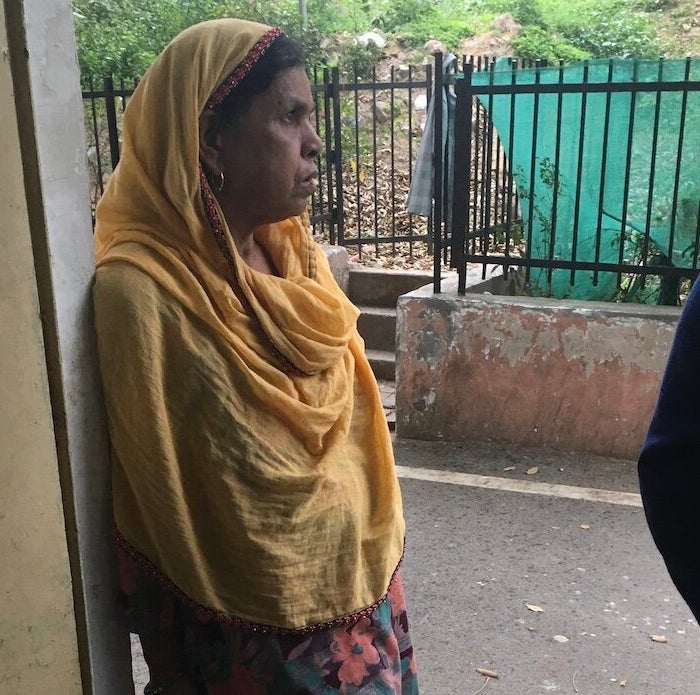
<box><xmin>331</xmin><ymin>67</ymin><xmax>344</xmax><ymax>246</ymax></box>
<box><xmin>547</xmin><ymin>61</ymin><xmax>565</xmax><ymax>285</ymax></box>
<box><xmin>618</xmin><ymin>61</ymin><xmax>639</xmax><ymax>276</ymax></box>
<box><xmin>353</xmin><ymin>70</ymin><xmax>362</xmax><ymax>254</ymax></box>
<box><xmin>432</xmin><ymin>53</ymin><xmax>444</xmax><ymax>293</ymax></box>
<box><xmin>313</xmin><ymin>67</ymin><xmax>325</xmax><ymax>239</ymax></box>
<box><xmin>451</xmin><ymin>71</ymin><xmax>474</xmax><ymax>294</ymax></box>
<box><xmin>479</xmin><ymin>95</ymin><xmax>489</xmax><ymax>264</ymax></box>
<box><xmin>309</xmin><ymin>67</ymin><xmax>320</xmax><ymax>238</ymax></box>
<box><xmin>87</xmin><ymin>76</ymin><xmax>105</xmax><ymax>198</ymax></box>
<box><xmin>471</xmin><ymin>65</ymin><xmax>481</xmax><ymax>259</ymax></box>
<box><xmin>491</xmin><ymin>67</ymin><xmax>501</xmax><ymax>230</ymax></box>
<box><xmin>323</xmin><ymin>67</ymin><xmax>335</xmax><ymax>243</ymax></box>
<box><xmin>667</xmin><ymin>58</ymin><xmax>692</xmax><ymax>262</ymax></box>
<box><xmin>407</xmin><ymin>64</ymin><xmax>415</xmax><ymax>241</ymax></box>
<box><xmin>506</xmin><ymin>60</ymin><xmax>518</xmax><ymax>278</ymax></box>
<box><xmin>390</xmin><ymin>65</ymin><xmax>397</xmax><ymax>256</ymax></box>
<box><xmin>483</xmin><ymin>66</ymin><xmax>495</xmax><ymax>262</ymax></box>
<box><xmin>594</xmin><ymin>60</ymin><xmax>614</xmax><ymax>286</ymax></box>
<box><xmin>569</xmin><ymin>61</ymin><xmax>589</xmax><ymax>285</ymax></box>
<box><xmin>371</xmin><ymin>65</ymin><xmax>379</xmax><ymax>255</ymax></box>
<box><xmin>103</xmin><ymin>76</ymin><xmax>120</xmax><ymax>170</ymax></box>
<box><xmin>525</xmin><ymin>62</ymin><xmax>540</xmax><ymax>282</ymax></box>
<box><xmin>640</xmin><ymin>59</ymin><xmax>665</xmax><ymax>271</ymax></box>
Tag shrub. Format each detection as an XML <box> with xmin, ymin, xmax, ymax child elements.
<box><xmin>557</xmin><ymin>4</ymin><xmax>662</xmax><ymax>58</ymax></box>
<box><xmin>397</xmin><ymin>15</ymin><xmax>477</xmax><ymax>50</ymax></box>
<box><xmin>478</xmin><ymin>0</ymin><xmax>547</xmax><ymax>27</ymax></box>
<box><xmin>370</xmin><ymin>0</ymin><xmax>436</xmax><ymax>33</ymax></box>
<box><xmin>511</xmin><ymin>25</ymin><xmax>590</xmax><ymax>63</ymax></box>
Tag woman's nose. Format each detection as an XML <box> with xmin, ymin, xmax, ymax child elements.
<box><xmin>305</xmin><ymin>123</ymin><xmax>323</xmax><ymax>159</ymax></box>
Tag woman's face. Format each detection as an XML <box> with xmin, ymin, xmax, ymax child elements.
<box><xmin>217</xmin><ymin>65</ymin><xmax>322</xmax><ymax>231</ymax></box>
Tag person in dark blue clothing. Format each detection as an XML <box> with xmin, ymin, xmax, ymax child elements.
<box><xmin>639</xmin><ymin>276</ymin><xmax>700</xmax><ymax>621</ymax></box>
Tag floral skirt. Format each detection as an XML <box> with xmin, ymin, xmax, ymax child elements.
<box><xmin>118</xmin><ymin>544</ymin><xmax>420</xmax><ymax>694</ymax></box>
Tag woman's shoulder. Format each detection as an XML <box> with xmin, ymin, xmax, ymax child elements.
<box><xmin>94</xmin><ymin>261</ymin><xmax>164</xmax><ymax>320</ymax></box>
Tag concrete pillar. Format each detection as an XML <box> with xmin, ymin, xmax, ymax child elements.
<box><xmin>1</xmin><ymin>0</ymin><xmax>133</xmax><ymax>692</ymax></box>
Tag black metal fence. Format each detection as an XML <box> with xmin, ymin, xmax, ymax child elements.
<box><xmin>82</xmin><ymin>59</ymin><xmax>520</xmax><ymax>266</ymax></box>
<box><xmin>438</xmin><ymin>57</ymin><xmax>700</xmax><ymax>304</ymax></box>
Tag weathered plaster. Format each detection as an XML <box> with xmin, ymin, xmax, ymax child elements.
<box><xmin>1</xmin><ymin>0</ymin><xmax>133</xmax><ymax>692</ymax></box>
<box><xmin>396</xmin><ymin>276</ymin><xmax>679</xmax><ymax>459</ymax></box>
<box><xmin>0</xmin><ymin>1</ymin><xmax>81</xmax><ymax>690</ymax></box>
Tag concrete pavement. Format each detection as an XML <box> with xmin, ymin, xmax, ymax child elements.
<box><xmin>396</xmin><ymin>438</ymin><xmax>698</xmax><ymax>694</ymax></box>
<box><xmin>130</xmin><ymin>437</ymin><xmax>699</xmax><ymax>693</ymax></box>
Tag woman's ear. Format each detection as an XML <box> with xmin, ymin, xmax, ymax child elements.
<box><xmin>198</xmin><ymin>109</ymin><xmax>224</xmax><ymax>177</ymax></box>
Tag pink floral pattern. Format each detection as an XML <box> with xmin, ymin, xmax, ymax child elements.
<box><xmin>117</xmin><ymin>543</ymin><xmax>419</xmax><ymax>693</ymax></box>
<box><xmin>331</xmin><ymin>618</ymin><xmax>381</xmax><ymax>687</ymax></box>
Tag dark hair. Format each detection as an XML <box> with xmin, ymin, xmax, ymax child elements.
<box><xmin>217</xmin><ymin>34</ymin><xmax>305</xmax><ymax>125</ymax></box>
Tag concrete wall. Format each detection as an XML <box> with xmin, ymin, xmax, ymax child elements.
<box><xmin>396</xmin><ymin>276</ymin><xmax>679</xmax><ymax>460</ymax></box>
<box><xmin>0</xmin><ymin>2</ymin><xmax>82</xmax><ymax>690</ymax></box>
<box><xmin>1</xmin><ymin>0</ymin><xmax>133</xmax><ymax>692</ymax></box>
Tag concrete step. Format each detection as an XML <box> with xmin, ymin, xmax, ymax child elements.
<box><xmin>357</xmin><ymin>306</ymin><xmax>397</xmax><ymax>353</ymax></box>
<box><xmin>365</xmin><ymin>349</ymin><xmax>396</xmax><ymax>382</ymax></box>
<box><xmin>348</xmin><ymin>265</ymin><xmax>433</xmax><ymax>308</ymax></box>
<box><xmin>377</xmin><ymin>379</ymin><xmax>396</xmax><ymax>431</ymax></box>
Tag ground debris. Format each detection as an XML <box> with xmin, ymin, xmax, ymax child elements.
<box><xmin>526</xmin><ymin>603</ymin><xmax>544</xmax><ymax>613</ymax></box>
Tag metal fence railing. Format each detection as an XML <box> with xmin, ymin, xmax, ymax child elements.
<box><xmin>437</xmin><ymin>57</ymin><xmax>700</xmax><ymax>305</ymax></box>
<box><xmin>81</xmin><ymin>58</ymin><xmax>521</xmax><ymax>267</ymax></box>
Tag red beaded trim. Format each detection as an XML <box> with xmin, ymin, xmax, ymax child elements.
<box><xmin>199</xmin><ymin>168</ymin><xmax>304</xmax><ymax>376</ymax></box>
<box><xmin>115</xmin><ymin>528</ymin><xmax>404</xmax><ymax>635</ymax></box>
<box><xmin>206</xmin><ymin>27</ymin><xmax>284</xmax><ymax>110</ymax></box>
<box><xmin>200</xmin><ymin>167</ymin><xmax>236</xmax><ymax>268</ymax></box>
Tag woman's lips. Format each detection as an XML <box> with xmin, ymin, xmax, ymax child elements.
<box><xmin>298</xmin><ymin>174</ymin><xmax>318</xmax><ymax>196</ymax></box>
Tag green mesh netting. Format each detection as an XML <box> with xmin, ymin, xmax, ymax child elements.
<box><xmin>470</xmin><ymin>58</ymin><xmax>700</xmax><ymax>302</ymax></box>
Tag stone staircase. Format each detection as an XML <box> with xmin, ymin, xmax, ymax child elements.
<box><xmin>347</xmin><ymin>264</ymin><xmax>433</xmax><ymax>382</ymax></box>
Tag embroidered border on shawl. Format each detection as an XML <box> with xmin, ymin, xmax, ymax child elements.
<box><xmin>115</xmin><ymin>527</ymin><xmax>404</xmax><ymax>636</ymax></box>
<box><xmin>205</xmin><ymin>27</ymin><xmax>284</xmax><ymax>110</ymax></box>
<box><xmin>199</xmin><ymin>168</ymin><xmax>305</xmax><ymax>376</ymax></box>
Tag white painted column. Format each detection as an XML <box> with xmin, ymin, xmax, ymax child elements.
<box><xmin>2</xmin><ymin>0</ymin><xmax>133</xmax><ymax>692</ymax></box>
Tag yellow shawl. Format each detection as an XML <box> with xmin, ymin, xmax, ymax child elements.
<box><xmin>92</xmin><ymin>18</ymin><xmax>405</xmax><ymax>632</ymax></box>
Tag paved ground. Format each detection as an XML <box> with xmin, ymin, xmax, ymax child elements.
<box><xmin>130</xmin><ymin>431</ymin><xmax>699</xmax><ymax>694</ymax></box>
<box><xmin>396</xmin><ymin>438</ymin><xmax>699</xmax><ymax>694</ymax></box>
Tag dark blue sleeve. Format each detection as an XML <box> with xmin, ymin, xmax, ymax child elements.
<box><xmin>638</xmin><ymin>278</ymin><xmax>700</xmax><ymax>620</ymax></box>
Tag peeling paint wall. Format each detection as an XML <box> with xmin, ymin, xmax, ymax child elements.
<box><xmin>396</xmin><ymin>277</ymin><xmax>679</xmax><ymax>460</ymax></box>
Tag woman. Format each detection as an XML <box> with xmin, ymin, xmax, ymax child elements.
<box><xmin>93</xmin><ymin>18</ymin><xmax>419</xmax><ymax>695</ymax></box>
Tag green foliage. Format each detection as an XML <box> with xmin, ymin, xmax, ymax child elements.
<box><xmin>397</xmin><ymin>15</ymin><xmax>477</xmax><ymax>50</ymax></box>
<box><xmin>631</xmin><ymin>0</ymin><xmax>675</xmax><ymax>10</ymax></box>
<box><xmin>73</xmin><ymin>0</ymin><xmax>673</xmax><ymax>81</ymax></box>
<box><xmin>339</xmin><ymin>40</ymin><xmax>384</xmax><ymax>78</ymax></box>
<box><xmin>556</xmin><ymin>3</ymin><xmax>662</xmax><ymax>58</ymax></box>
<box><xmin>370</xmin><ymin>0</ymin><xmax>435</xmax><ymax>33</ymax></box>
<box><xmin>512</xmin><ymin>26</ymin><xmax>590</xmax><ymax>63</ymax></box>
<box><xmin>477</xmin><ymin>0</ymin><xmax>546</xmax><ymax>26</ymax></box>
<box><xmin>73</xmin><ymin>0</ymin><xmax>243</xmax><ymax>77</ymax></box>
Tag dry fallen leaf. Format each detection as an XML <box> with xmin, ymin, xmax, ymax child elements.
<box><xmin>503</xmin><ymin>466</ymin><xmax>516</xmax><ymax>472</ymax></box>
<box><xmin>650</xmin><ymin>635</ymin><xmax>668</xmax><ymax>643</ymax></box>
<box><xmin>580</xmin><ymin>524</ymin><xmax>591</xmax><ymax>530</ymax></box>
<box><xmin>475</xmin><ymin>668</ymin><xmax>499</xmax><ymax>679</ymax></box>
<box><xmin>526</xmin><ymin>603</ymin><xmax>544</xmax><ymax>613</ymax></box>
<box><xmin>526</xmin><ymin>466</ymin><xmax>539</xmax><ymax>475</ymax></box>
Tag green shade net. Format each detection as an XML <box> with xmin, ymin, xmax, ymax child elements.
<box><xmin>470</xmin><ymin>58</ymin><xmax>700</xmax><ymax>302</ymax></box>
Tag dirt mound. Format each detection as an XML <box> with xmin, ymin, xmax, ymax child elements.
<box><xmin>459</xmin><ymin>13</ymin><xmax>520</xmax><ymax>59</ymax></box>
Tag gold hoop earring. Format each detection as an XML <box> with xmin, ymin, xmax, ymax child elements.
<box><xmin>216</xmin><ymin>171</ymin><xmax>225</xmax><ymax>193</ymax></box>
